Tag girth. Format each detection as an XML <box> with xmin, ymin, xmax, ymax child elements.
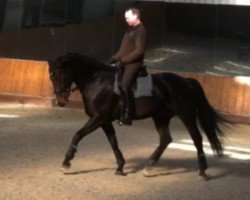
<box><xmin>138</xmin><ymin>65</ymin><xmax>148</xmax><ymax>77</ymax></box>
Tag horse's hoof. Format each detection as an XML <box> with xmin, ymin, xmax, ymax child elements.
<box><xmin>143</xmin><ymin>170</ymin><xmax>150</xmax><ymax>177</ymax></box>
<box><xmin>199</xmin><ymin>171</ymin><xmax>211</xmax><ymax>181</ymax></box>
<box><xmin>61</xmin><ymin>163</ymin><xmax>71</xmax><ymax>172</ymax></box>
<box><xmin>143</xmin><ymin>167</ymin><xmax>153</xmax><ymax>177</ymax></box>
<box><xmin>115</xmin><ymin>170</ymin><xmax>126</xmax><ymax>176</ymax></box>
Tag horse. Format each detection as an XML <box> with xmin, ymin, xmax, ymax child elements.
<box><xmin>48</xmin><ymin>53</ymin><xmax>228</xmax><ymax>179</ymax></box>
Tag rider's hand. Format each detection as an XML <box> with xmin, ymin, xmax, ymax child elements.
<box><xmin>109</xmin><ymin>59</ymin><xmax>117</xmax><ymax>67</ymax></box>
<box><xmin>110</xmin><ymin>59</ymin><xmax>116</xmax><ymax>64</ymax></box>
<box><xmin>116</xmin><ymin>60</ymin><xmax>124</xmax><ymax>69</ymax></box>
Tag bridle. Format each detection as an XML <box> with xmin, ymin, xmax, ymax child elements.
<box><xmin>54</xmin><ymin>87</ymin><xmax>71</xmax><ymax>97</ymax></box>
<box><xmin>50</xmin><ymin>71</ymin><xmax>72</xmax><ymax>97</ymax></box>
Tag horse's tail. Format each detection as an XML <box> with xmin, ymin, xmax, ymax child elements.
<box><xmin>188</xmin><ymin>78</ymin><xmax>229</xmax><ymax>157</ymax></box>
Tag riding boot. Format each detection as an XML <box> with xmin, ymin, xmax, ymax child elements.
<box><xmin>117</xmin><ymin>100</ymin><xmax>125</xmax><ymax>126</ymax></box>
<box><xmin>122</xmin><ymin>91</ymin><xmax>133</xmax><ymax>125</ymax></box>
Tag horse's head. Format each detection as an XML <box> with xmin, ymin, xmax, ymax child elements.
<box><xmin>48</xmin><ymin>56</ymin><xmax>75</xmax><ymax>107</ymax></box>
<box><xmin>49</xmin><ymin>53</ymin><xmax>111</xmax><ymax>106</ymax></box>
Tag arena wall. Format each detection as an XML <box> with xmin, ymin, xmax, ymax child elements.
<box><xmin>0</xmin><ymin>58</ymin><xmax>249</xmax><ymax>123</ymax></box>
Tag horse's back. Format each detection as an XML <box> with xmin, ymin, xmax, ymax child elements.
<box><xmin>151</xmin><ymin>72</ymin><xmax>199</xmax><ymax>113</ymax></box>
<box><xmin>152</xmin><ymin>72</ymin><xmax>195</xmax><ymax>96</ymax></box>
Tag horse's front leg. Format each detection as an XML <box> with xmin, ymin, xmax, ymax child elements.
<box><xmin>62</xmin><ymin>116</ymin><xmax>102</xmax><ymax>170</ymax></box>
<box><xmin>102</xmin><ymin>123</ymin><xmax>126</xmax><ymax>176</ymax></box>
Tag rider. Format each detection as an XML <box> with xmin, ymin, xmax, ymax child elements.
<box><xmin>112</xmin><ymin>8</ymin><xmax>147</xmax><ymax>125</ymax></box>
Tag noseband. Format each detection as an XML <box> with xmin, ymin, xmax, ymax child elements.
<box><xmin>54</xmin><ymin>87</ymin><xmax>71</xmax><ymax>97</ymax></box>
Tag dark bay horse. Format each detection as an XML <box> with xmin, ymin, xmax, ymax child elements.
<box><xmin>48</xmin><ymin>53</ymin><xmax>228</xmax><ymax>179</ymax></box>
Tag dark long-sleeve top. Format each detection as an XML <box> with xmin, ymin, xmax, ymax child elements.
<box><xmin>112</xmin><ymin>23</ymin><xmax>146</xmax><ymax>64</ymax></box>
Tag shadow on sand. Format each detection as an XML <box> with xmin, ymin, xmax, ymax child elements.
<box><xmin>61</xmin><ymin>154</ymin><xmax>248</xmax><ymax>182</ymax></box>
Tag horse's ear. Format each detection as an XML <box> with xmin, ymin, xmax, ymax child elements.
<box><xmin>47</xmin><ymin>59</ymin><xmax>54</xmax><ymax>69</ymax></box>
<box><xmin>47</xmin><ymin>59</ymin><xmax>55</xmax><ymax>73</ymax></box>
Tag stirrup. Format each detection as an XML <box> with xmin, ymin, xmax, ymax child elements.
<box><xmin>117</xmin><ymin>112</ymin><xmax>132</xmax><ymax>126</ymax></box>
<box><xmin>123</xmin><ymin>118</ymin><xmax>132</xmax><ymax>125</ymax></box>
<box><xmin>122</xmin><ymin>111</ymin><xmax>132</xmax><ymax>125</ymax></box>
<box><xmin>117</xmin><ymin>120</ymin><xmax>124</xmax><ymax>126</ymax></box>
<box><xmin>117</xmin><ymin>119</ymin><xmax>132</xmax><ymax>126</ymax></box>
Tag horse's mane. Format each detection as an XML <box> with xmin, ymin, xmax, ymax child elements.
<box><xmin>58</xmin><ymin>53</ymin><xmax>111</xmax><ymax>71</ymax></box>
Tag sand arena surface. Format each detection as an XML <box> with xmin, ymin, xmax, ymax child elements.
<box><xmin>1</xmin><ymin>102</ymin><xmax>250</xmax><ymax>200</ymax></box>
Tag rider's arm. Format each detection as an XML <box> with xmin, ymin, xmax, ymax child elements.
<box><xmin>120</xmin><ymin>27</ymin><xmax>146</xmax><ymax>64</ymax></box>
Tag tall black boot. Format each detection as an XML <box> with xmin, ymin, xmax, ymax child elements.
<box><xmin>117</xmin><ymin>67</ymin><xmax>125</xmax><ymax>126</ymax></box>
<box><xmin>122</xmin><ymin>91</ymin><xmax>133</xmax><ymax>125</ymax></box>
<box><xmin>117</xmin><ymin>91</ymin><xmax>133</xmax><ymax>126</ymax></box>
<box><xmin>117</xmin><ymin>100</ymin><xmax>125</xmax><ymax>126</ymax></box>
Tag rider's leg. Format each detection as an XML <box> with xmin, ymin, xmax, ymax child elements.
<box><xmin>117</xmin><ymin>67</ymin><xmax>125</xmax><ymax>124</ymax></box>
<box><xmin>121</xmin><ymin>62</ymin><xmax>142</xmax><ymax>125</ymax></box>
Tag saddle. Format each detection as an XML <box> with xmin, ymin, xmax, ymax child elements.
<box><xmin>113</xmin><ymin>66</ymin><xmax>153</xmax><ymax>98</ymax></box>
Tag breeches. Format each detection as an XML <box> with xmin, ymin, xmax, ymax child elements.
<box><xmin>120</xmin><ymin>62</ymin><xmax>142</xmax><ymax>92</ymax></box>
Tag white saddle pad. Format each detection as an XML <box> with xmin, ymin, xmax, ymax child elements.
<box><xmin>114</xmin><ymin>73</ymin><xmax>153</xmax><ymax>98</ymax></box>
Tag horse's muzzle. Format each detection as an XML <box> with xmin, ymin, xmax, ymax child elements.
<box><xmin>55</xmin><ymin>95</ymin><xmax>69</xmax><ymax>107</ymax></box>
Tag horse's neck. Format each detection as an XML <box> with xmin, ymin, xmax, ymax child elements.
<box><xmin>73</xmin><ymin>68</ymin><xmax>114</xmax><ymax>92</ymax></box>
<box><xmin>73</xmin><ymin>69</ymin><xmax>96</xmax><ymax>89</ymax></box>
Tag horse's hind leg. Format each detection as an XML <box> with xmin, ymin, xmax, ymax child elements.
<box><xmin>102</xmin><ymin>123</ymin><xmax>126</xmax><ymax>176</ymax></box>
<box><xmin>180</xmin><ymin>112</ymin><xmax>208</xmax><ymax>179</ymax></box>
<box><xmin>146</xmin><ymin>112</ymin><xmax>173</xmax><ymax>167</ymax></box>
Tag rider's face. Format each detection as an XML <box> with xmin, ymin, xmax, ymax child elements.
<box><xmin>125</xmin><ymin>10</ymin><xmax>137</xmax><ymax>26</ymax></box>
